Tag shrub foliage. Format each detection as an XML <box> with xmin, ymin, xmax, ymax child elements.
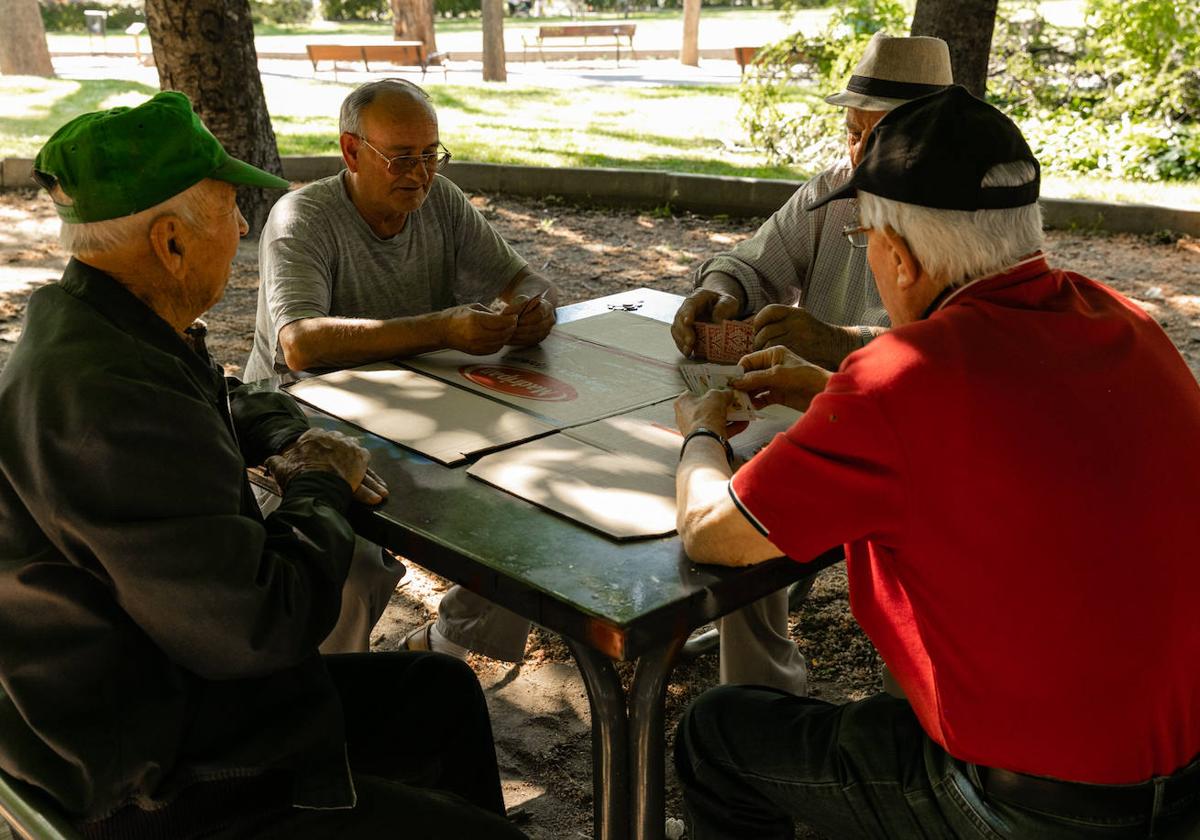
<box><xmin>739</xmin><ymin>0</ymin><xmax>1200</xmax><ymax>182</ymax></box>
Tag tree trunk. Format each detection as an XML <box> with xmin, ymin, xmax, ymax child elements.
<box><xmin>679</xmin><ymin>0</ymin><xmax>700</xmax><ymax>67</ymax></box>
<box><xmin>390</xmin><ymin>0</ymin><xmax>439</xmax><ymax>57</ymax></box>
<box><xmin>144</xmin><ymin>0</ymin><xmax>284</xmax><ymax>236</ymax></box>
<box><xmin>910</xmin><ymin>0</ymin><xmax>998</xmax><ymax>98</ymax></box>
<box><xmin>0</xmin><ymin>0</ymin><xmax>56</xmax><ymax>77</ymax></box>
<box><xmin>481</xmin><ymin>0</ymin><xmax>506</xmax><ymax>82</ymax></box>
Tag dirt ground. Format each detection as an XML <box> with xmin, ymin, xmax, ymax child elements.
<box><xmin>2</xmin><ymin>186</ymin><xmax>1200</xmax><ymax>839</ymax></box>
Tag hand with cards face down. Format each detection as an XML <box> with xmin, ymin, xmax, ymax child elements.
<box><xmin>693</xmin><ymin>319</ymin><xmax>755</xmax><ymax>364</ymax></box>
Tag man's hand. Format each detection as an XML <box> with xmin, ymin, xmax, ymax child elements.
<box><xmin>674</xmin><ymin>389</ymin><xmax>746</xmax><ymax>439</ymax></box>
<box><xmin>266</xmin><ymin>428</ymin><xmax>370</xmax><ymax>494</ymax></box>
<box><xmin>354</xmin><ymin>467</ymin><xmax>389</xmax><ymax>506</ymax></box>
<box><xmin>507</xmin><ymin>293</ymin><xmax>556</xmax><ymax>347</ymax></box>
<box><xmin>441</xmin><ymin>303</ymin><xmax>518</xmax><ymax>355</ymax></box>
<box><xmin>752</xmin><ymin>305</ymin><xmax>856</xmax><ymax>369</ymax></box>
<box><xmin>732</xmin><ymin>346</ymin><xmax>833</xmax><ymax>412</ymax></box>
<box><xmin>671</xmin><ymin>289</ymin><xmax>743</xmax><ymax>357</ymax></box>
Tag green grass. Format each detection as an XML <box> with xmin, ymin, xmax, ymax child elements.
<box><xmin>4</xmin><ymin>74</ymin><xmax>1198</xmax><ymax>205</ymax></box>
<box><xmin>0</xmin><ymin>77</ymin><xmax>158</xmax><ymax>157</ymax></box>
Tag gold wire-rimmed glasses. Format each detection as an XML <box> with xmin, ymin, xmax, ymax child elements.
<box><xmin>355</xmin><ymin>135</ymin><xmax>452</xmax><ymax>175</ymax></box>
<box><xmin>842</xmin><ymin>224</ymin><xmax>871</xmax><ymax>248</ymax></box>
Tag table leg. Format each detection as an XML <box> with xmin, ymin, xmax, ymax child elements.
<box><xmin>566</xmin><ymin>639</ymin><xmax>631</xmax><ymax>840</ymax></box>
<box><xmin>629</xmin><ymin>635</ymin><xmax>686</xmax><ymax>840</ymax></box>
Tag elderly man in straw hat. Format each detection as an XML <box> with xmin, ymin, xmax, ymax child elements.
<box><xmin>0</xmin><ymin>92</ymin><xmax>525</xmax><ymax>839</ymax></box>
<box><xmin>672</xmin><ymin>32</ymin><xmax>954</xmax><ymax>696</ymax></box>
<box><xmin>670</xmin><ymin>86</ymin><xmax>1200</xmax><ymax>839</ymax></box>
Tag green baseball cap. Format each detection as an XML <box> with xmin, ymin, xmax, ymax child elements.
<box><xmin>33</xmin><ymin>91</ymin><xmax>290</xmax><ymax>223</ymax></box>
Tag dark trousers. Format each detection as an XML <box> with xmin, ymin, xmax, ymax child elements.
<box><xmin>211</xmin><ymin>651</ymin><xmax>524</xmax><ymax>839</ymax></box>
<box><xmin>674</xmin><ymin>687</ymin><xmax>1200</xmax><ymax>840</ymax></box>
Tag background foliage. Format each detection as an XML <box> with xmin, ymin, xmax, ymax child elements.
<box><xmin>39</xmin><ymin>1</ymin><xmax>144</xmax><ymax>32</ymax></box>
<box><xmin>739</xmin><ymin>0</ymin><xmax>1200</xmax><ymax>183</ymax></box>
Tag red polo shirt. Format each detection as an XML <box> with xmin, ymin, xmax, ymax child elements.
<box><xmin>730</xmin><ymin>255</ymin><xmax>1200</xmax><ymax>784</ymax></box>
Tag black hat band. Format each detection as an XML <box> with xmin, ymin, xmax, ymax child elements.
<box><xmin>846</xmin><ymin>75</ymin><xmax>948</xmax><ymax>101</ymax></box>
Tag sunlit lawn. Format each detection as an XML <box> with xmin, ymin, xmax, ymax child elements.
<box><xmin>0</xmin><ymin>75</ymin><xmax>812</xmax><ymax>179</ymax></box>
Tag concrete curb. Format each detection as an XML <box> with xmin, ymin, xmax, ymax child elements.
<box><xmin>3</xmin><ymin>155</ymin><xmax>1197</xmax><ymax>236</ymax></box>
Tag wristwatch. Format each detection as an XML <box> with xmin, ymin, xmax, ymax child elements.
<box><xmin>680</xmin><ymin>426</ymin><xmax>735</xmax><ymax>466</ymax></box>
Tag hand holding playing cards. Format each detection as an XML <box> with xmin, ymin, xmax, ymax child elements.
<box><xmin>732</xmin><ymin>347</ymin><xmax>834</xmax><ymax>412</ymax></box>
<box><xmin>674</xmin><ymin>389</ymin><xmax>742</xmax><ymax>439</ymax></box>
<box><xmin>752</xmin><ymin>305</ymin><xmax>856</xmax><ymax>370</ymax></box>
<box><xmin>671</xmin><ymin>289</ymin><xmax>743</xmax><ymax>356</ymax></box>
<box><xmin>507</xmin><ymin>292</ymin><xmax>556</xmax><ymax>347</ymax></box>
<box><xmin>442</xmin><ymin>303</ymin><xmax>518</xmax><ymax>355</ymax></box>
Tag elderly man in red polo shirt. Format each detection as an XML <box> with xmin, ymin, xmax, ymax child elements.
<box><xmin>670</xmin><ymin>86</ymin><xmax>1200</xmax><ymax>839</ymax></box>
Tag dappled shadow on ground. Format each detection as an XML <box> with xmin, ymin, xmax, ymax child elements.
<box><xmin>2</xmin><ymin>185</ymin><xmax>1199</xmax><ymax>839</ymax></box>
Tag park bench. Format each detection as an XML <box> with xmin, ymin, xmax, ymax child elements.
<box><xmin>305</xmin><ymin>42</ymin><xmax>448</xmax><ymax>81</ymax></box>
<box><xmin>521</xmin><ymin>24</ymin><xmax>636</xmax><ymax>63</ymax></box>
<box><xmin>733</xmin><ymin>45</ymin><xmax>760</xmax><ymax>75</ymax></box>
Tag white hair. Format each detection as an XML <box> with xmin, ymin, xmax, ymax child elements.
<box><xmin>58</xmin><ymin>179</ymin><xmax>224</xmax><ymax>256</ymax></box>
<box><xmin>857</xmin><ymin>161</ymin><xmax>1044</xmax><ymax>287</ymax></box>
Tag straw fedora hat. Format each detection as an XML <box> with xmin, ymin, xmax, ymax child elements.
<box><xmin>825</xmin><ymin>32</ymin><xmax>954</xmax><ymax>111</ymax></box>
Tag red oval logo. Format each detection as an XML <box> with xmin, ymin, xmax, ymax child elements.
<box><xmin>459</xmin><ymin>365</ymin><xmax>578</xmax><ymax>402</ymax></box>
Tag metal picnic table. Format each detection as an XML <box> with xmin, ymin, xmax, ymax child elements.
<box><xmin>301</xmin><ymin>287</ymin><xmax>842</xmax><ymax>840</ymax></box>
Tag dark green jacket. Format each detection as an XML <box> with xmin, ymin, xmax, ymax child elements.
<box><xmin>0</xmin><ymin>259</ymin><xmax>357</xmax><ymax>820</ymax></box>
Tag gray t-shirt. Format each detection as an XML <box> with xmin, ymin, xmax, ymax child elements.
<box><xmin>244</xmin><ymin>171</ymin><xmax>527</xmax><ymax>381</ymax></box>
<box><xmin>693</xmin><ymin>160</ymin><xmax>889</xmax><ymax>348</ymax></box>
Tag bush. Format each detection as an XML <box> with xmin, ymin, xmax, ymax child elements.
<box><xmin>40</xmin><ymin>1</ymin><xmax>144</xmax><ymax>32</ymax></box>
<box><xmin>320</xmin><ymin>0</ymin><xmax>389</xmax><ymax>21</ymax></box>
<box><xmin>737</xmin><ymin>0</ymin><xmax>907</xmax><ymax>171</ymax></box>
<box><xmin>738</xmin><ymin>0</ymin><xmax>1200</xmax><ymax>183</ymax></box>
<box><xmin>250</xmin><ymin>0</ymin><xmax>313</xmax><ymax>24</ymax></box>
<box><xmin>988</xmin><ymin>0</ymin><xmax>1200</xmax><ymax>180</ymax></box>
<box><xmin>436</xmin><ymin>0</ymin><xmax>479</xmax><ymax>16</ymax></box>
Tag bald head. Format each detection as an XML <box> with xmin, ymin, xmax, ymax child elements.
<box><xmin>340</xmin><ymin>80</ymin><xmax>436</xmax><ymax>137</ymax></box>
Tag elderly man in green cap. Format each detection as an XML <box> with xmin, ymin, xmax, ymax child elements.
<box><xmin>0</xmin><ymin>92</ymin><xmax>525</xmax><ymax>839</ymax></box>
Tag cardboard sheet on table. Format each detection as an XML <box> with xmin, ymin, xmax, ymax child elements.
<box><xmin>555</xmin><ymin>310</ymin><xmax>686</xmax><ymax>366</ymax></box>
<box><xmin>564</xmin><ymin>400</ymin><xmax>803</xmax><ymax>474</ymax></box>
<box><xmin>403</xmin><ymin>323</ymin><xmax>685</xmax><ymax>427</ymax></box>
<box><xmin>467</xmin><ymin>435</ymin><xmax>678</xmax><ymax>540</ymax></box>
<box><xmin>287</xmin><ymin>364</ymin><xmax>556</xmax><ymax>465</ymax></box>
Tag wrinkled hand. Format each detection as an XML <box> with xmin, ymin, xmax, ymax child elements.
<box><xmin>353</xmin><ymin>467</ymin><xmax>389</xmax><ymax>506</ymax></box>
<box><xmin>671</xmin><ymin>289</ymin><xmax>743</xmax><ymax>357</ymax></box>
<box><xmin>674</xmin><ymin>389</ymin><xmax>746</xmax><ymax>439</ymax></box>
<box><xmin>732</xmin><ymin>346</ymin><xmax>833</xmax><ymax>412</ymax></box>
<box><xmin>266</xmin><ymin>428</ymin><xmax>370</xmax><ymax>495</ymax></box>
<box><xmin>507</xmin><ymin>294</ymin><xmax>556</xmax><ymax>347</ymax></box>
<box><xmin>752</xmin><ymin>305</ymin><xmax>853</xmax><ymax>369</ymax></box>
<box><xmin>442</xmin><ymin>303</ymin><xmax>518</xmax><ymax>355</ymax></box>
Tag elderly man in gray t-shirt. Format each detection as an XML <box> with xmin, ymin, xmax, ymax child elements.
<box><xmin>246</xmin><ymin>79</ymin><xmax>556</xmax><ymax>659</ymax></box>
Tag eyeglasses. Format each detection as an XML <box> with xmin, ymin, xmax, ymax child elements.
<box><xmin>843</xmin><ymin>224</ymin><xmax>871</xmax><ymax>248</ymax></box>
<box><xmin>355</xmin><ymin>135</ymin><xmax>452</xmax><ymax>175</ymax></box>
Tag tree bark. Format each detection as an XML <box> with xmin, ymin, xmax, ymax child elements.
<box><xmin>144</xmin><ymin>0</ymin><xmax>284</xmax><ymax>236</ymax></box>
<box><xmin>0</xmin><ymin>0</ymin><xmax>56</xmax><ymax>77</ymax></box>
<box><xmin>679</xmin><ymin>0</ymin><xmax>700</xmax><ymax>67</ymax></box>
<box><xmin>390</xmin><ymin>0</ymin><xmax>439</xmax><ymax>57</ymax></box>
<box><xmin>481</xmin><ymin>0</ymin><xmax>506</xmax><ymax>82</ymax></box>
<box><xmin>910</xmin><ymin>0</ymin><xmax>999</xmax><ymax>98</ymax></box>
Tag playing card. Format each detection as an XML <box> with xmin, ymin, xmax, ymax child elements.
<box><xmin>680</xmin><ymin>363</ymin><xmax>756</xmax><ymax>421</ymax></box>
<box><xmin>695</xmin><ymin>319</ymin><xmax>754</xmax><ymax>363</ymax></box>
<box><xmin>720</xmin><ymin>320</ymin><xmax>754</xmax><ymax>363</ymax></box>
